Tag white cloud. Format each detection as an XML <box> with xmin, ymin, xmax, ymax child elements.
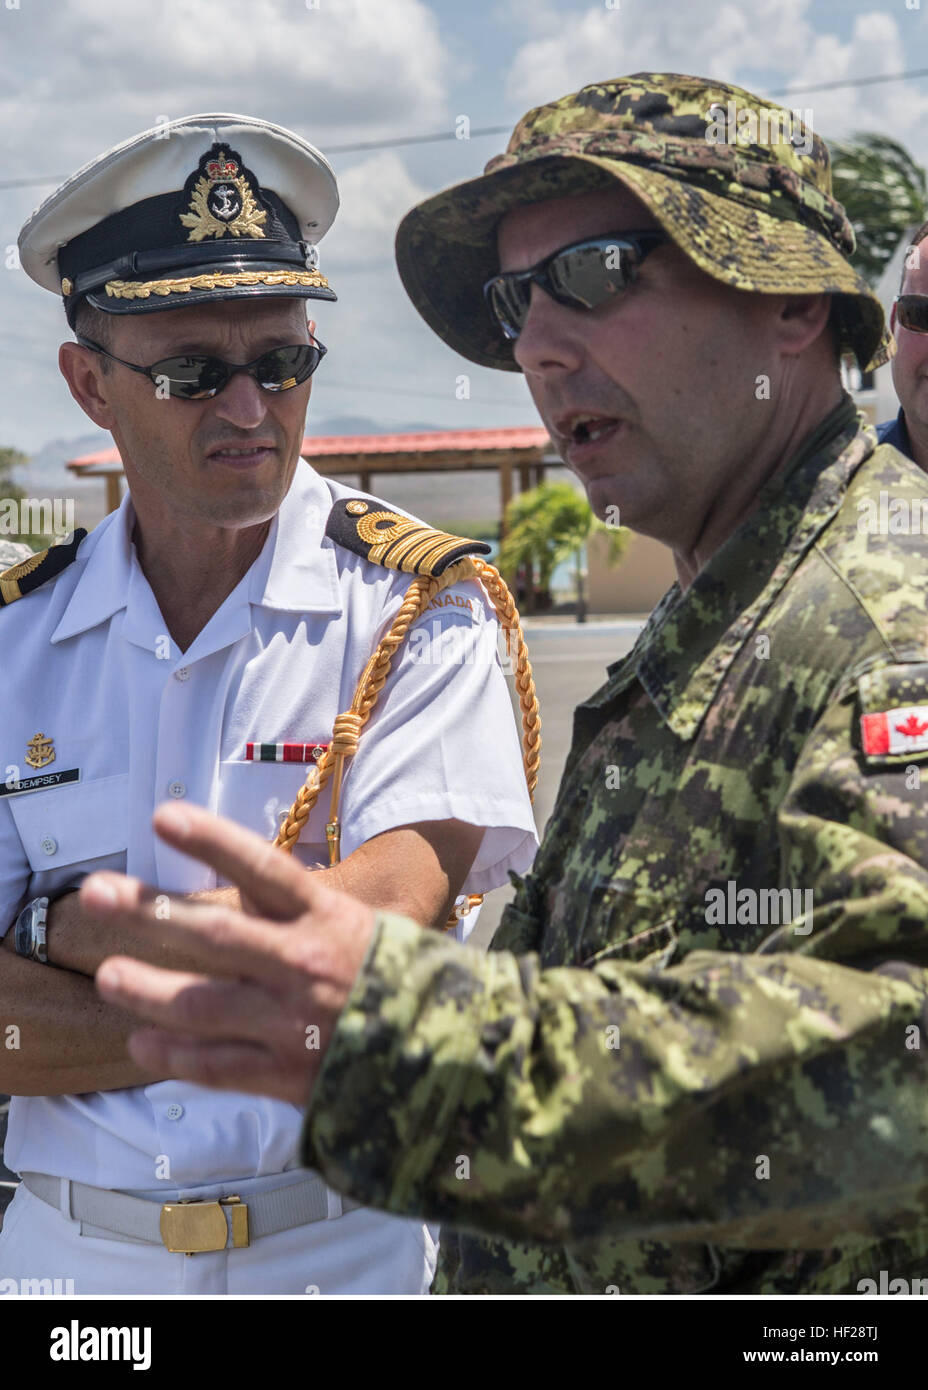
<box><xmin>5</xmin><ymin>0</ymin><xmax>928</xmax><ymax>457</ymax></box>
<box><xmin>0</xmin><ymin>0</ymin><xmax>452</xmax><ymax>178</ymax></box>
<box><xmin>323</xmin><ymin>150</ymin><xmax>432</xmax><ymax>266</ymax></box>
<box><xmin>502</xmin><ymin>0</ymin><xmax>928</xmax><ymax>152</ymax></box>
<box><xmin>779</xmin><ymin>11</ymin><xmax>928</xmax><ymax>143</ymax></box>
<box><xmin>504</xmin><ymin>0</ymin><xmax>813</xmax><ymax>113</ymax></box>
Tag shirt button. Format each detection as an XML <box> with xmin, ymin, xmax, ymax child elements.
<box><xmin>174</xmin><ymin>667</ymin><xmax>190</xmax><ymax>682</ymax></box>
<box><xmin>41</xmin><ymin>836</ymin><xmax>57</xmax><ymax>856</ymax></box>
<box><xmin>165</xmin><ymin>1103</ymin><xmax>184</xmax><ymax>1121</ymax></box>
<box><xmin>168</xmin><ymin>781</ymin><xmax>186</xmax><ymax>799</ymax></box>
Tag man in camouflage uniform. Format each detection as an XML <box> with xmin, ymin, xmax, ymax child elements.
<box><xmin>87</xmin><ymin>73</ymin><xmax>928</xmax><ymax>1295</ymax></box>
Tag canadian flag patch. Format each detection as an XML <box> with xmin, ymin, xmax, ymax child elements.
<box><xmin>860</xmin><ymin>706</ymin><xmax>928</xmax><ymax>756</ymax></box>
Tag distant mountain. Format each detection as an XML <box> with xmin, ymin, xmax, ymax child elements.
<box><xmin>12</xmin><ymin>432</ymin><xmax>110</xmax><ymax>489</ymax></box>
<box><xmin>10</xmin><ymin>432</ymin><xmax>113</xmax><ymax>533</ymax></box>
<box><xmin>308</xmin><ymin>414</ymin><xmax>439</xmax><ymax>437</ymax></box>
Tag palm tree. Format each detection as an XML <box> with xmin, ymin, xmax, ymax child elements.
<box><xmin>829</xmin><ymin>133</ymin><xmax>927</xmax><ymax>286</ymax></box>
<box><xmin>497</xmin><ymin>480</ymin><xmax>629</xmax><ymax>622</ymax></box>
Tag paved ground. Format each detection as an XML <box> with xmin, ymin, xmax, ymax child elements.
<box><xmin>0</xmin><ymin>616</ymin><xmax>645</xmax><ymax>1226</ymax></box>
<box><xmin>467</xmin><ymin>617</ymin><xmax>644</xmax><ymax>950</ymax></box>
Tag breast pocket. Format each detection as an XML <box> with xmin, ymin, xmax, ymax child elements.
<box><xmin>570</xmin><ymin>874</ymin><xmax>680</xmax><ymax>969</ymax></box>
<box><xmin>217</xmin><ymin>760</ymin><xmax>327</xmax><ymax>863</ymax></box>
<box><xmin>9</xmin><ymin>774</ymin><xmax>129</xmax><ymax>881</ymax></box>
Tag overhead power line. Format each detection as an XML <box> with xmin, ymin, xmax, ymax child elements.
<box><xmin>768</xmin><ymin>67</ymin><xmax>928</xmax><ymax>96</ymax></box>
<box><xmin>2</xmin><ymin>66</ymin><xmax>927</xmax><ymax>192</ymax></box>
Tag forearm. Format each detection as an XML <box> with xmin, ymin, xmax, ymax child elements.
<box><xmin>316</xmin><ymin>821</ymin><xmax>483</xmax><ymax>929</ymax></box>
<box><xmin>0</xmin><ymin>949</ymin><xmax>164</xmax><ymax>1096</ymax></box>
<box><xmin>0</xmin><ymin>887</ymin><xmax>192</xmax><ymax>1093</ymax></box>
<box><xmin>40</xmin><ymin>886</ymin><xmax>241</xmax><ymax>978</ymax></box>
<box><xmin>302</xmin><ymin>913</ymin><xmax>928</xmax><ymax>1251</ymax></box>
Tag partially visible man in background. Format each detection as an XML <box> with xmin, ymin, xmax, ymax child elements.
<box><xmin>878</xmin><ymin>218</ymin><xmax>928</xmax><ymax>467</ymax></box>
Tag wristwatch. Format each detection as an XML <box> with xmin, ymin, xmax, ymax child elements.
<box><xmin>14</xmin><ymin>886</ymin><xmax>80</xmax><ymax>964</ymax></box>
<box><xmin>15</xmin><ymin>896</ymin><xmax>50</xmax><ymax>962</ymax></box>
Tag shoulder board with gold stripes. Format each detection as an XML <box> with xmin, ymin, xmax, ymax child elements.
<box><xmin>325</xmin><ymin>499</ymin><xmax>490</xmax><ymax>577</ymax></box>
<box><xmin>0</xmin><ymin>529</ymin><xmax>87</xmax><ymax>607</ymax></box>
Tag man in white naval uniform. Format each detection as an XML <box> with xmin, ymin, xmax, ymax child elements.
<box><xmin>0</xmin><ymin>114</ymin><xmax>537</xmax><ymax>1295</ymax></box>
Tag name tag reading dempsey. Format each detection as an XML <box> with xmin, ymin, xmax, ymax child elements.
<box><xmin>0</xmin><ymin>769</ymin><xmax>81</xmax><ymax>797</ymax></box>
<box><xmin>0</xmin><ymin>731</ymin><xmax>81</xmax><ymax>796</ymax></box>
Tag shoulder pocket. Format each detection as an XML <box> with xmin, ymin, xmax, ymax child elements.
<box><xmin>9</xmin><ymin>774</ymin><xmax>128</xmax><ymax>872</ymax></box>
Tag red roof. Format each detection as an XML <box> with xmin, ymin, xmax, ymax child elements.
<box><xmin>68</xmin><ymin>447</ymin><xmax>120</xmax><ymax>470</ymax></box>
<box><xmin>301</xmin><ymin>428</ymin><xmax>550</xmax><ymax>455</ymax></box>
<box><xmin>68</xmin><ymin>427</ymin><xmax>551</xmax><ymax>472</ymax></box>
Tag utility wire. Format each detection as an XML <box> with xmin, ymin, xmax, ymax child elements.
<box><xmin>2</xmin><ymin>66</ymin><xmax>927</xmax><ymax>191</ymax></box>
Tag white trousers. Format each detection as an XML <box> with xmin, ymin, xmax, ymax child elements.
<box><xmin>0</xmin><ymin>1177</ymin><xmax>438</xmax><ymax>1295</ymax></box>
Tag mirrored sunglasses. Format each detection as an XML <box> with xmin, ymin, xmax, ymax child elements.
<box><xmin>75</xmin><ymin>337</ymin><xmax>326</xmax><ymax>399</ymax></box>
<box><xmin>896</xmin><ymin>295</ymin><xmax>928</xmax><ymax>335</ymax></box>
<box><xmin>483</xmin><ymin>231</ymin><xmax>668</xmax><ymax>340</ymax></box>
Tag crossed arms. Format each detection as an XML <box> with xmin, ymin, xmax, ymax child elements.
<box><xmin>0</xmin><ymin>817</ymin><xmax>481</xmax><ymax>1097</ymax></box>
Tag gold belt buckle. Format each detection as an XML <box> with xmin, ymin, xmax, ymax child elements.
<box><xmin>159</xmin><ymin>1195</ymin><xmax>250</xmax><ymax>1255</ymax></box>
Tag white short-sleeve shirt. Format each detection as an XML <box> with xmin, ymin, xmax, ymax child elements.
<box><xmin>0</xmin><ymin>461</ymin><xmax>537</xmax><ymax>1249</ymax></box>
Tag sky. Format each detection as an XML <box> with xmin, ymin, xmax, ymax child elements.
<box><xmin>1</xmin><ymin>0</ymin><xmax>927</xmax><ymax>456</ymax></box>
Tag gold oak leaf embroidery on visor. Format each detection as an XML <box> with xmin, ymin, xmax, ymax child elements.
<box><xmin>104</xmin><ymin>269</ymin><xmax>331</xmax><ymax>301</ymax></box>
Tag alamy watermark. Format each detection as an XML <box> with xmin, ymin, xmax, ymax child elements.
<box><xmin>858</xmin><ymin>492</ymin><xmax>928</xmax><ymax>535</ymax></box>
<box><xmin>407</xmin><ymin>613</ymin><xmax>517</xmax><ymax>671</ymax></box>
<box><xmin>0</xmin><ymin>1276</ymin><xmax>76</xmax><ymax>1294</ymax></box>
<box><xmin>705</xmin><ymin>880</ymin><xmax>813</xmax><ymax>933</ymax></box>
<box><xmin>857</xmin><ymin>1270</ymin><xmax>928</xmax><ymax>1295</ymax></box>
<box><xmin>705</xmin><ymin>101</ymin><xmax>813</xmax><ymax>156</ymax></box>
<box><xmin>0</xmin><ymin>496</ymin><xmax>75</xmax><ymax>539</ymax></box>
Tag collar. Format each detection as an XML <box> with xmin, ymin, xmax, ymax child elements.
<box><xmin>50</xmin><ymin>488</ymin><xmax>135</xmax><ymax>643</ymax></box>
<box><xmin>51</xmin><ymin>460</ymin><xmax>342</xmax><ymax>645</ymax></box>
<box><xmin>582</xmin><ymin>395</ymin><xmax>874</xmax><ymax>741</ymax></box>
<box><xmin>251</xmin><ymin>461</ymin><xmax>342</xmax><ymax>615</ymax></box>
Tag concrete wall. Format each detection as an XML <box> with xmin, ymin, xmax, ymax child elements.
<box><xmin>587</xmin><ymin>528</ymin><xmax>676</xmax><ymax>615</ymax></box>
<box><xmin>585</xmin><ymin>378</ymin><xmax>885</xmax><ymax>619</ymax></box>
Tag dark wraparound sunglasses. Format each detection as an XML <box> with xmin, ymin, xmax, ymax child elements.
<box><xmin>75</xmin><ymin>335</ymin><xmax>326</xmax><ymax>399</ymax></box>
<box><xmin>483</xmin><ymin>231</ymin><xmax>669</xmax><ymax>340</ymax></box>
<box><xmin>895</xmin><ymin>295</ymin><xmax>928</xmax><ymax>334</ymax></box>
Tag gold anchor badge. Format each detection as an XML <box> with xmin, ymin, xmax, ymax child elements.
<box><xmin>25</xmin><ymin>733</ymin><xmax>55</xmax><ymax>769</ymax></box>
<box><xmin>179</xmin><ymin>146</ymin><xmax>267</xmax><ymax>243</ymax></box>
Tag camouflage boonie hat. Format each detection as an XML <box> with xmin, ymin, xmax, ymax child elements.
<box><xmin>395</xmin><ymin>73</ymin><xmax>892</xmax><ymax>374</ymax></box>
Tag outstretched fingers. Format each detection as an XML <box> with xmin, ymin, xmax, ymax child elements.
<box><xmin>83</xmin><ymin>872</ymin><xmax>302</xmax><ymax>990</ymax></box>
<box><xmin>151</xmin><ymin>801</ymin><xmax>318</xmax><ymax>920</ymax></box>
<box><xmin>95</xmin><ymin>956</ymin><xmax>296</xmax><ymax>1043</ymax></box>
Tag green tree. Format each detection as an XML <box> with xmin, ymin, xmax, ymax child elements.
<box><xmin>497</xmin><ymin>480</ymin><xmax>629</xmax><ymax>622</ymax></box>
<box><xmin>830</xmin><ymin>133</ymin><xmax>927</xmax><ymax>286</ymax></box>
<box><xmin>0</xmin><ymin>446</ymin><xmax>37</xmax><ymax>549</ymax></box>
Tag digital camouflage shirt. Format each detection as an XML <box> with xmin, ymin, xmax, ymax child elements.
<box><xmin>301</xmin><ymin>396</ymin><xmax>928</xmax><ymax>1294</ymax></box>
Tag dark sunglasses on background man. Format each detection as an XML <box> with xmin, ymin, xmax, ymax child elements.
<box><xmin>894</xmin><ymin>295</ymin><xmax>928</xmax><ymax>335</ymax></box>
<box><xmin>483</xmin><ymin>230</ymin><xmax>669</xmax><ymax>340</ymax></box>
<box><xmin>74</xmin><ymin>336</ymin><xmax>327</xmax><ymax>399</ymax></box>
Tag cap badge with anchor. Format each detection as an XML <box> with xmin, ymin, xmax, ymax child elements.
<box><xmin>18</xmin><ymin>113</ymin><xmax>340</xmax><ymax>324</ymax></box>
<box><xmin>180</xmin><ymin>145</ymin><xmax>268</xmax><ymax>242</ymax></box>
